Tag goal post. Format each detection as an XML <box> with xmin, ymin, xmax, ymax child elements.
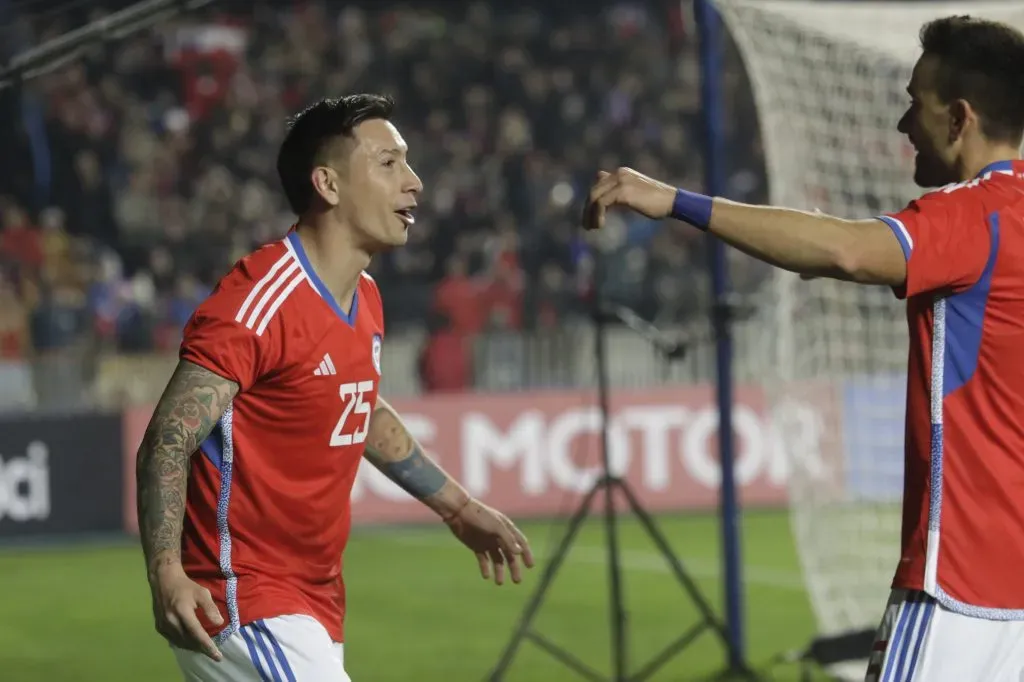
<box><xmin>708</xmin><ymin>0</ymin><xmax>1024</xmax><ymax>660</ymax></box>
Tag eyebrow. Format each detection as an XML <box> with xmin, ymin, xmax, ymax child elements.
<box><xmin>378</xmin><ymin>147</ymin><xmax>407</xmax><ymax>155</ymax></box>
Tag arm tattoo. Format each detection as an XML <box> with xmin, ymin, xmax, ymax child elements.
<box><xmin>363</xmin><ymin>406</ymin><xmax>446</xmax><ymax>501</ymax></box>
<box><xmin>136</xmin><ymin>360</ymin><xmax>238</xmax><ymax>576</ymax></box>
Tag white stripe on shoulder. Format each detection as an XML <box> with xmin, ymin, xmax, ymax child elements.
<box><xmin>245</xmin><ymin>260</ymin><xmax>300</xmax><ymax>330</ymax></box>
<box><xmin>255</xmin><ymin>270</ymin><xmax>305</xmax><ymax>336</ymax></box>
<box><xmin>360</xmin><ymin>271</ymin><xmax>375</xmax><ymax>282</ymax></box>
<box><xmin>235</xmin><ymin>249</ymin><xmax>296</xmax><ymax>324</ymax></box>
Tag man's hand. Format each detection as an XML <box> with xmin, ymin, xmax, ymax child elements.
<box><xmin>136</xmin><ymin>360</ymin><xmax>237</xmax><ymax>660</ymax></box>
<box><xmin>361</xmin><ymin>398</ymin><xmax>535</xmax><ymax>585</ymax></box>
<box><xmin>584</xmin><ymin>168</ymin><xmax>677</xmax><ymax>231</ymax></box>
<box><xmin>445</xmin><ymin>499</ymin><xmax>535</xmax><ymax>586</ymax></box>
<box><xmin>149</xmin><ymin>563</ymin><xmax>224</xmax><ymax>661</ymax></box>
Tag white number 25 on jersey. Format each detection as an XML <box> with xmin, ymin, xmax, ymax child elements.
<box><xmin>330</xmin><ymin>380</ymin><xmax>375</xmax><ymax>447</ymax></box>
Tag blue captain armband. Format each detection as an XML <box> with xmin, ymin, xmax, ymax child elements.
<box><xmin>669</xmin><ymin>189</ymin><xmax>713</xmax><ymax>231</ymax></box>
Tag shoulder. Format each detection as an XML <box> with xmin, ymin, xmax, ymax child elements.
<box><xmin>891</xmin><ymin>176</ymin><xmax>1013</xmax><ymax>227</ymax></box>
<box><xmin>932</xmin><ymin>169</ymin><xmax>1024</xmax><ymax>208</ymax></box>
<box><xmin>189</xmin><ymin>239</ymin><xmax>317</xmax><ymax>340</ymax></box>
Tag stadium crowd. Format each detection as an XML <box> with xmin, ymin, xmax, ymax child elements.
<box><xmin>0</xmin><ymin>1</ymin><xmax>766</xmax><ymax>379</ymax></box>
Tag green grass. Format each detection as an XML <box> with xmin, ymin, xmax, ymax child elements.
<box><xmin>0</xmin><ymin>510</ymin><xmax>836</xmax><ymax>681</ymax></box>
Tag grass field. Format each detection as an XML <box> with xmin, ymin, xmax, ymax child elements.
<box><xmin>0</xmin><ymin>510</ymin><xmax>841</xmax><ymax>682</ymax></box>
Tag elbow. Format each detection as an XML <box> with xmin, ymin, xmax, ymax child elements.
<box><xmin>829</xmin><ymin>242</ymin><xmax>902</xmax><ymax>286</ymax></box>
<box><xmin>832</xmin><ymin>247</ymin><xmax>865</xmax><ymax>281</ymax></box>
<box><xmin>802</xmin><ymin>239</ymin><xmax>864</xmax><ymax>281</ymax></box>
<box><xmin>825</xmin><ymin>223</ymin><xmax>880</xmax><ymax>282</ymax></box>
<box><xmin>819</xmin><ymin>217</ymin><xmax>908</xmax><ymax>286</ymax></box>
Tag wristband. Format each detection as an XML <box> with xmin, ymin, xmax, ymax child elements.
<box><xmin>670</xmin><ymin>188</ymin><xmax>713</xmax><ymax>231</ymax></box>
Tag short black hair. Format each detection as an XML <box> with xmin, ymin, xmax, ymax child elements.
<box><xmin>276</xmin><ymin>93</ymin><xmax>395</xmax><ymax>214</ymax></box>
<box><xmin>920</xmin><ymin>16</ymin><xmax>1024</xmax><ymax>144</ymax></box>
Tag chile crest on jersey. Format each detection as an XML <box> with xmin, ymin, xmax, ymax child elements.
<box><xmin>371</xmin><ymin>333</ymin><xmax>382</xmax><ymax>376</ymax></box>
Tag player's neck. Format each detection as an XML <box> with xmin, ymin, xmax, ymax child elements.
<box><xmin>958</xmin><ymin>142</ymin><xmax>1022</xmax><ymax>182</ymax></box>
<box><xmin>293</xmin><ymin>222</ymin><xmax>370</xmax><ymax>313</ymax></box>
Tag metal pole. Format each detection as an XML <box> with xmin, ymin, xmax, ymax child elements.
<box><xmin>695</xmin><ymin>0</ymin><xmax>747</xmax><ymax>670</ymax></box>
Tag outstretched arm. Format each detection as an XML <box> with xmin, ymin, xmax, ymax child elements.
<box><xmin>363</xmin><ymin>397</ymin><xmax>534</xmax><ymax>584</ymax></box>
<box><xmin>137</xmin><ymin>360</ymin><xmax>238</xmax><ymax>579</ymax></box>
<box><xmin>585</xmin><ymin>168</ymin><xmax>908</xmax><ymax>286</ymax></box>
<box><xmin>702</xmin><ymin>198</ymin><xmax>907</xmax><ymax>284</ymax></box>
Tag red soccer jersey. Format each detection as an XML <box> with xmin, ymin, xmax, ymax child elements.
<box><xmin>877</xmin><ymin>159</ymin><xmax>1024</xmax><ymax>618</ymax></box>
<box><xmin>178</xmin><ymin>230</ymin><xmax>385</xmax><ymax>643</ymax></box>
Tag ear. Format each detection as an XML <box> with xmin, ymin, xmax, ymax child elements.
<box><xmin>948</xmin><ymin>98</ymin><xmax>973</xmax><ymax>142</ymax></box>
<box><xmin>311</xmin><ymin>166</ymin><xmax>340</xmax><ymax>207</ymax></box>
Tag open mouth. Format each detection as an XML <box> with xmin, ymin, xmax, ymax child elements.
<box><xmin>395</xmin><ymin>209</ymin><xmax>415</xmax><ymax>226</ymax></box>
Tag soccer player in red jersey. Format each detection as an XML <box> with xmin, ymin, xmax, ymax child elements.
<box><xmin>584</xmin><ymin>16</ymin><xmax>1024</xmax><ymax>682</ymax></box>
<box><xmin>136</xmin><ymin>94</ymin><xmax>535</xmax><ymax>682</ymax></box>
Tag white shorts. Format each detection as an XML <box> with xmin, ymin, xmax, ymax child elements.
<box><xmin>867</xmin><ymin>589</ymin><xmax>1024</xmax><ymax>682</ymax></box>
<box><xmin>173</xmin><ymin>614</ymin><xmax>351</xmax><ymax>682</ymax></box>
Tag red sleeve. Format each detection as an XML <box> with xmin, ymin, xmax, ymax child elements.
<box><xmin>877</xmin><ymin>188</ymin><xmax>991</xmax><ymax>299</ymax></box>
<box><xmin>179</xmin><ymin>297</ymin><xmax>271</xmax><ymax>392</ymax></box>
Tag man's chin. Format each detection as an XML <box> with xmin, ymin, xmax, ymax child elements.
<box><xmin>364</xmin><ymin>232</ymin><xmax>408</xmax><ymax>254</ymax></box>
<box><xmin>913</xmin><ymin>162</ymin><xmax>947</xmax><ymax>189</ymax></box>
<box><xmin>379</xmin><ymin>230</ymin><xmax>409</xmax><ymax>249</ymax></box>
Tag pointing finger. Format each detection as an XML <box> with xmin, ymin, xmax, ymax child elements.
<box><xmin>507</xmin><ymin>551</ymin><xmax>522</xmax><ymax>584</ymax></box>
<box><xmin>477</xmin><ymin>552</ymin><xmax>490</xmax><ymax>580</ymax></box>
<box><xmin>510</xmin><ymin>524</ymin><xmax>534</xmax><ymax>569</ymax></box>
<box><xmin>178</xmin><ymin>606</ymin><xmax>222</xmax><ymax>662</ymax></box>
<box><xmin>489</xmin><ymin>548</ymin><xmax>506</xmax><ymax>586</ymax></box>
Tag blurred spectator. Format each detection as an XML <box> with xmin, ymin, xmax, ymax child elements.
<box><xmin>432</xmin><ymin>253</ymin><xmax>485</xmax><ymax>335</ymax></box>
<box><xmin>535</xmin><ymin>261</ymin><xmax>574</xmax><ymax>328</ymax></box>
<box><xmin>30</xmin><ymin>264</ymin><xmax>90</xmax><ymax>352</ymax></box>
<box><xmin>69</xmin><ymin>150</ymin><xmax>117</xmax><ymax>247</ymax></box>
<box><xmin>0</xmin><ymin>276</ymin><xmax>30</xmax><ymax>360</ymax></box>
<box><xmin>418</xmin><ymin>311</ymin><xmax>472</xmax><ymax>393</ymax></box>
<box><xmin>0</xmin><ymin>0</ymin><xmax>768</xmax><ymax>394</ymax></box>
<box><xmin>1</xmin><ymin>199</ymin><xmax>43</xmax><ymax>275</ymax></box>
<box><xmin>87</xmin><ymin>249</ymin><xmax>128</xmax><ymax>346</ymax></box>
<box><xmin>38</xmin><ymin>207</ymin><xmax>71</xmax><ymax>263</ymax></box>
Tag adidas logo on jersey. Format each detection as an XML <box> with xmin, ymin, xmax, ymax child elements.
<box><xmin>313</xmin><ymin>353</ymin><xmax>336</xmax><ymax>376</ymax></box>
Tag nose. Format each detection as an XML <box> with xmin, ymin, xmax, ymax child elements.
<box><xmin>404</xmin><ymin>165</ymin><xmax>423</xmax><ymax>195</ymax></box>
<box><xmin>897</xmin><ymin>110</ymin><xmax>910</xmax><ymax>136</ymax></box>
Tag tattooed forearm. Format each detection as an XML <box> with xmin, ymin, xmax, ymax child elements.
<box><xmin>364</xmin><ymin>442</ymin><xmax>446</xmax><ymax>500</ymax></box>
<box><xmin>363</xmin><ymin>397</ymin><xmax>469</xmax><ymax>517</ymax></box>
<box><xmin>136</xmin><ymin>360</ymin><xmax>238</xmax><ymax>578</ymax></box>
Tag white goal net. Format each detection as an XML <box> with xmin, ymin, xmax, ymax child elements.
<box><xmin>712</xmin><ymin>0</ymin><xmax>1024</xmax><ymax>650</ymax></box>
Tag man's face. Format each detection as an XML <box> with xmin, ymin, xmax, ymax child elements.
<box><xmin>329</xmin><ymin>118</ymin><xmax>423</xmax><ymax>250</ymax></box>
<box><xmin>898</xmin><ymin>54</ymin><xmax>961</xmax><ymax>188</ymax></box>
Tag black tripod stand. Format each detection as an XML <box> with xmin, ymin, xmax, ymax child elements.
<box><xmin>488</xmin><ymin>287</ymin><xmax>750</xmax><ymax>682</ymax></box>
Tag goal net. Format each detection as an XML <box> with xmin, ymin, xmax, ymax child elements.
<box><xmin>711</xmin><ymin>0</ymin><xmax>1024</xmax><ymax>653</ymax></box>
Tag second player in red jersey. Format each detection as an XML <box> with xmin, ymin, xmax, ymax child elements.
<box><xmin>581</xmin><ymin>15</ymin><xmax>1024</xmax><ymax>682</ymax></box>
<box><xmin>879</xmin><ymin>160</ymin><xmax>1024</xmax><ymax>613</ymax></box>
<box><xmin>136</xmin><ymin>94</ymin><xmax>534</xmax><ymax>682</ymax></box>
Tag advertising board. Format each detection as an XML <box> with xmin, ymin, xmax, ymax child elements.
<box><xmin>0</xmin><ymin>413</ymin><xmax>123</xmax><ymax>538</ymax></box>
<box><xmin>122</xmin><ymin>384</ymin><xmax>832</xmax><ymax>530</ymax></box>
